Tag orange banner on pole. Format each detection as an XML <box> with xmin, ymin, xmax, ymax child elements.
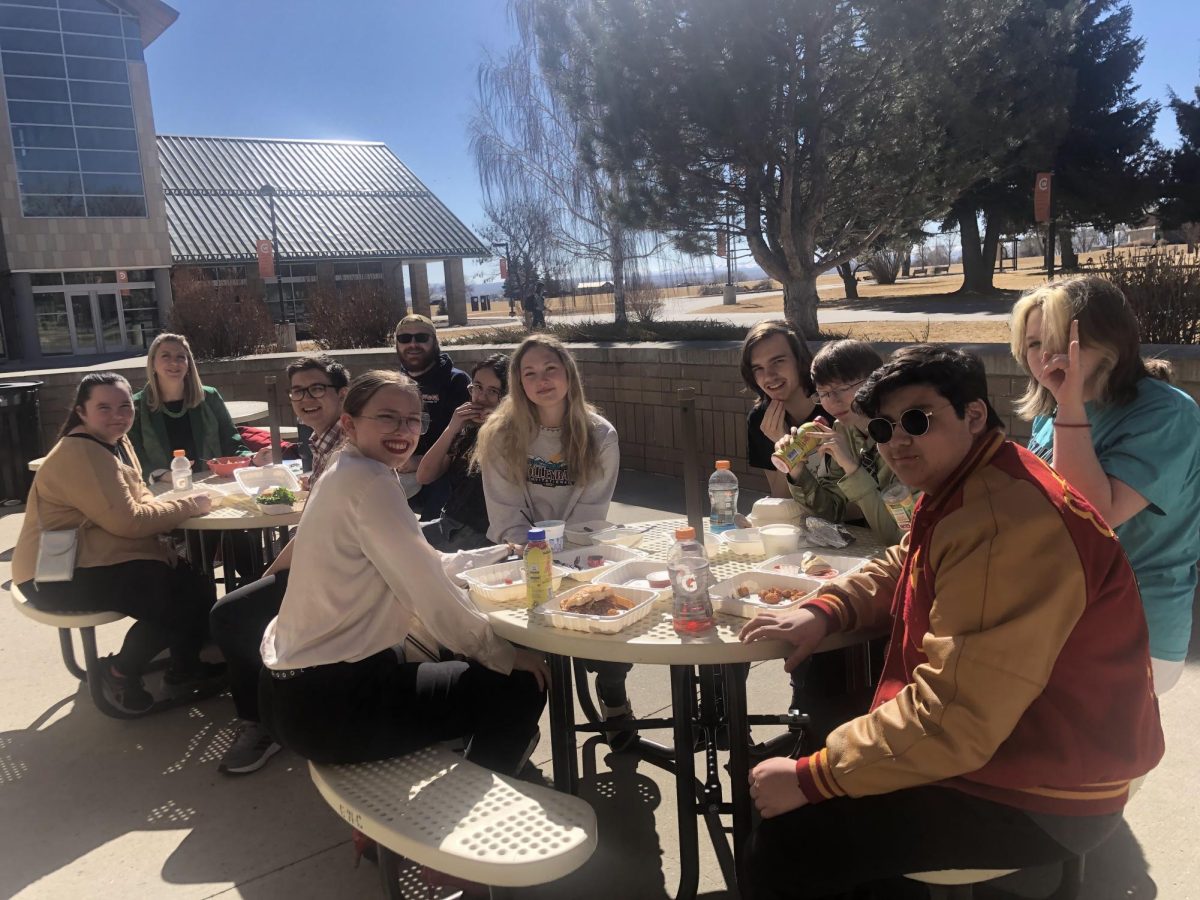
<box><xmin>499</xmin><ymin>256</ymin><xmax>509</xmax><ymax>279</ymax></box>
<box><xmin>716</xmin><ymin>230</ymin><xmax>728</xmax><ymax>258</ymax></box>
<box><xmin>256</xmin><ymin>239</ymin><xmax>275</xmax><ymax>279</ymax></box>
<box><xmin>1034</xmin><ymin>172</ymin><xmax>1053</xmax><ymax>224</ymax></box>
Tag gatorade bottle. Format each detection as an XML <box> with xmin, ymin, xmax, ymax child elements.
<box><xmin>666</xmin><ymin>526</ymin><xmax>715</xmax><ymax>634</ymax></box>
<box><xmin>170</xmin><ymin>449</ymin><xmax>193</xmax><ymax>492</ymax></box>
<box><xmin>524</xmin><ymin>527</ymin><xmax>554</xmax><ymax>610</ymax></box>
<box><xmin>708</xmin><ymin>460</ymin><xmax>739</xmax><ymax>533</ymax></box>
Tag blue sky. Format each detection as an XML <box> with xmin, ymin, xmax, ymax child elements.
<box><xmin>147</xmin><ymin>0</ymin><xmax>1198</xmax><ymax>252</ymax></box>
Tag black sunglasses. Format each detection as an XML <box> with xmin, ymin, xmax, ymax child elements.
<box><xmin>396</xmin><ymin>332</ymin><xmax>431</xmax><ymax>345</ymax></box>
<box><xmin>867</xmin><ymin>404</ymin><xmax>953</xmax><ymax>444</ymax></box>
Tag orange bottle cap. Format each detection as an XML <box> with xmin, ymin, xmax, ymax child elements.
<box><xmin>675</xmin><ymin>526</ymin><xmax>696</xmax><ymax>540</ymax></box>
<box><xmin>715</xmin><ymin>460</ymin><xmax>731</xmax><ymax>469</ymax></box>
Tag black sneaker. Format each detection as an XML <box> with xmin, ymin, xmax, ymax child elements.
<box><xmin>99</xmin><ymin>656</ymin><xmax>155</xmax><ymax>715</ymax></box>
<box><xmin>163</xmin><ymin>661</ymin><xmax>227</xmax><ymax>699</ymax></box>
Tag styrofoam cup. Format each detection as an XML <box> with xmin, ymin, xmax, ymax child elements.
<box><xmin>535</xmin><ymin>519</ymin><xmax>567</xmax><ymax>552</ymax></box>
<box><xmin>759</xmin><ymin>524</ymin><xmax>802</xmax><ymax>557</ymax></box>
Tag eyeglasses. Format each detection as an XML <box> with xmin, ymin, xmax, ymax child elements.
<box><xmin>814</xmin><ymin>380</ymin><xmax>866</xmax><ymax>403</ymax></box>
<box><xmin>468</xmin><ymin>382</ymin><xmax>502</xmax><ymax>400</ymax></box>
<box><xmin>395</xmin><ymin>332</ymin><xmax>432</xmax><ymax>345</ymax></box>
<box><xmin>867</xmin><ymin>404</ymin><xmax>954</xmax><ymax>444</ymax></box>
<box><xmin>287</xmin><ymin>383</ymin><xmax>335</xmax><ymax>401</ymax></box>
<box><xmin>356</xmin><ymin>412</ymin><xmax>430</xmax><ymax>435</ymax></box>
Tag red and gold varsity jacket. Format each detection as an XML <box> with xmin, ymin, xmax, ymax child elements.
<box><xmin>796</xmin><ymin>429</ymin><xmax>1164</xmax><ymax>816</ymax></box>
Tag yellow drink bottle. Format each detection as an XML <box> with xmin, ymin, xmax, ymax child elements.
<box><xmin>524</xmin><ymin>527</ymin><xmax>554</xmax><ymax>609</ymax></box>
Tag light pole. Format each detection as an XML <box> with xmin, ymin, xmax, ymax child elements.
<box><xmin>259</xmin><ymin>184</ymin><xmax>287</xmax><ymax>321</ymax></box>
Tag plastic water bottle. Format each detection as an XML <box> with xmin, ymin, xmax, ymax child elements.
<box><xmin>170</xmin><ymin>449</ymin><xmax>193</xmax><ymax>492</ymax></box>
<box><xmin>666</xmin><ymin>526</ymin><xmax>715</xmax><ymax>635</ymax></box>
<box><xmin>708</xmin><ymin>460</ymin><xmax>738</xmax><ymax>533</ymax></box>
<box><xmin>524</xmin><ymin>527</ymin><xmax>554</xmax><ymax>610</ymax></box>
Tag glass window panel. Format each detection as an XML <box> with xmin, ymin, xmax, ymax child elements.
<box><xmin>30</xmin><ymin>272</ymin><xmax>63</xmax><ymax>287</ymax></box>
<box><xmin>12</xmin><ymin>123</ymin><xmax>76</xmax><ymax>149</ymax></box>
<box><xmin>37</xmin><ymin>312</ymin><xmax>72</xmax><ymax>355</ymax></box>
<box><xmin>359</xmin><ymin>261</ymin><xmax>384</xmax><ymax>274</ymax></box>
<box><xmin>78</xmin><ymin>148</ymin><xmax>139</xmax><ymax>172</ymax></box>
<box><xmin>123</xmin><ymin>38</ymin><xmax>140</xmax><ymax>61</ymax></box>
<box><xmin>123</xmin><ymin>304</ymin><xmax>156</xmax><ymax>350</ymax></box>
<box><xmin>0</xmin><ymin>27</ymin><xmax>63</xmax><ymax>53</ymax></box>
<box><xmin>4</xmin><ymin>75</ymin><xmax>69</xmax><ymax>101</ymax></box>
<box><xmin>333</xmin><ymin>261</ymin><xmax>359</xmax><ymax>276</ymax></box>
<box><xmin>62</xmin><ymin>33</ymin><xmax>126</xmax><ymax>59</ymax></box>
<box><xmin>23</xmin><ymin>194</ymin><xmax>85</xmax><ymax>216</ymax></box>
<box><xmin>63</xmin><ymin>270</ymin><xmax>116</xmax><ymax>284</ymax></box>
<box><xmin>75</xmin><ymin>126</ymin><xmax>136</xmax><ymax>151</ymax></box>
<box><xmin>83</xmin><ymin>171</ymin><xmax>141</xmax><ymax>194</ymax></box>
<box><xmin>123</xmin><ymin>271</ymin><xmax>153</xmax><ymax>285</ymax></box>
<box><xmin>60</xmin><ymin>0</ymin><xmax>118</xmax><ymax>11</ymax></box>
<box><xmin>68</xmin><ymin>78</ymin><xmax>129</xmax><ymax>104</ymax></box>
<box><xmin>0</xmin><ymin>6</ymin><xmax>59</xmax><ymax>30</ymax></box>
<box><xmin>65</xmin><ymin>55</ymin><xmax>127</xmax><ymax>81</ymax></box>
<box><xmin>59</xmin><ymin>11</ymin><xmax>123</xmax><ymax>38</ymax></box>
<box><xmin>6</xmin><ymin>0</ymin><xmax>57</xmax><ymax>8</ymax></box>
<box><xmin>8</xmin><ymin>100</ymin><xmax>73</xmax><ymax>125</ymax></box>
<box><xmin>1</xmin><ymin>50</ymin><xmax>66</xmax><ymax>78</ymax></box>
<box><xmin>19</xmin><ymin>171</ymin><xmax>82</xmax><ymax>193</ymax></box>
<box><xmin>122</xmin><ymin>14</ymin><xmax>140</xmax><ymax>40</ymax></box>
<box><xmin>34</xmin><ymin>291</ymin><xmax>67</xmax><ymax>313</ymax></box>
<box><xmin>14</xmin><ymin>146</ymin><xmax>78</xmax><ymax>171</ymax></box>
<box><xmin>71</xmin><ymin>103</ymin><xmax>133</xmax><ymax>128</ymax></box>
<box><xmin>85</xmin><ymin>195</ymin><xmax>145</xmax><ymax>216</ymax></box>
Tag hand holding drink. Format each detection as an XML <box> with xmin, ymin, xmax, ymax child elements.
<box><xmin>771</xmin><ymin>417</ymin><xmax>832</xmax><ymax>475</ymax></box>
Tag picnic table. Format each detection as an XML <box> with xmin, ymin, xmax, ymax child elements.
<box><xmin>226</xmin><ymin>400</ymin><xmax>269</xmax><ymax>424</ymax></box>
<box><xmin>479</xmin><ymin>518</ymin><xmax>888</xmax><ymax>900</ymax></box>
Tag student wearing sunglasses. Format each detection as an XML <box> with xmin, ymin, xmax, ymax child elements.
<box><xmin>393</xmin><ymin>314</ymin><xmax>471</xmax><ymax>519</ymax></box>
<box><xmin>740</xmin><ymin>345</ymin><xmax>1162</xmax><ymax>897</ymax></box>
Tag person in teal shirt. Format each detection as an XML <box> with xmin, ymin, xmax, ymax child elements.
<box><xmin>1012</xmin><ymin>276</ymin><xmax>1200</xmax><ymax>694</ymax></box>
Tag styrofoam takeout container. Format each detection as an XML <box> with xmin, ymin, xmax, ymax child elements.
<box><xmin>596</xmin><ymin>559</ymin><xmax>674</xmax><ymax>600</ymax></box>
<box><xmin>710</xmin><ymin>571</ymin><xmax>823</xmax><ymax>619</ymax></box>
<box><xmin>565</xmin><ymin>520</ymin><xmax>616</xmax><ymax>545</ymax></box>
<box><xmin>535</xmin><ymin>584</ymin><xmax>658</xmax><ymax>634</ymax></box>
<box><xmin>234</xmin><ymin>464</ymin><xmax>302</xmax><ymax>498</ymax></box>
<box><xmin>592</xmin><ymin>526</ymin><xmax>646</xmax><ymax>548</ymax></box>
<box><xmin>721</xmin><ymin>527</ymin><xmax>765</xmax><ymax>557</ymax></box>
<box><xmin>461</xmin><ymin>559</ymin><xmax>571</xmax><ymax>605</ymax></box>
<box><xmin>756</xmin><ymin>552</ymin><xmax>868</xmax><ymax>581</ymax></box>
<box><xmin>559</xmin><ymin>543</ymin><xmax>647</xmax><ymax>582</ymax></box>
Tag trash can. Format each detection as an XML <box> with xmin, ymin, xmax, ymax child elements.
<box><xmin>482</xmin><ymin>296</ymin><xmax>492</xmax><ymax>311</ymax></box>
<box><xmin>470</xmin><ymin>297</ymin><xmax>480</xmax><ymax>312</ymax></box>
<box><xmin>0</xmin><ymin>381</ymin><xmax>43</xmax><ymax>503</ymax></box>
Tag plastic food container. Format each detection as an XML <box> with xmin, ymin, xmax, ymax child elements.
<box><xmin>565</xmin><ymin>520</ymin><xmax>615</xmax><ymax>545</ymax></box>
<box><xmin>759</xmin><ymin>524</ymin><xmax>802</xmax><ymax>556</ymax></box>
<box><xmin>721</xmin><ymin>527</ymin><xmax>765</xmax><ymax>557</ymax></box>
<box><xmin>234</xmin><ymin>464</ymin><xmax>302</xmax><ymax>498</ymax></box>
<box><xmin>461</xmin><ymin>559</ymin><xmax>571</xmax><ymax>605</ymax></box>
<box><xmin>748</xmin><ymin>497</ymin><xmax>804</xmax><ymax>527</ymax></box>
<box><xmin>255</xmin><ymin>498</ymin><xmax>302</xmax><ymax>516</ymax></box>
<box><xmin>534</xmin><ymin>584</ymin><xmax>659</xmax><ymax>634</ymax></box>
<box><xmin>207</xmin><ymin>455</ymin><xmax>252</xmax><ymax>478</ymax></box>
<box><xmin>535</xmin><ymin>519</ymin><xmax>566</xmax><ymax>552</ymax></box>
<box><xmin>592</xmin><ymin>526</ymin><xmax>645</xmax><ymax>548</ymax></box>
<box><xmin>596</xmin><ymin>559</ymin><xmax>675</xmax><ymax>600</ymax></box>
<box><xmin>559</xmin><ymin>543</ymin><xmax>647</xmax><ymax>582</ymax></box>
<box><xmin>710</xmin><ymin>571</ymin><xmax>823</xmax><ymax>618</ymax></box>
<box><xmin>757</xmin><ymin>552</ymin><xmax>867</xmax><ymax>581</ymax></box>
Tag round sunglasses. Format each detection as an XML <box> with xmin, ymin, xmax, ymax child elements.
<box><xmin>867</xmin><ymin>404</ymin><xmax>953</xmax><ymax>444</ymax></box>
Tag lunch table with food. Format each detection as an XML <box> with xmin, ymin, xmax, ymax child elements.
<box><xmin>464</xmin><ymin>513</ymin><xmax>890</xmax><ymax>900</ymax></box>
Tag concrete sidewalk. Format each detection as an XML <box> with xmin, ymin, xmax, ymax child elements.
<box><xmin>0</xmin><ymin>470</ymin><xmax>1195</xmax><ymax>899</ymax></box>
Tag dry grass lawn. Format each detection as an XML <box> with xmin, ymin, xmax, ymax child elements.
<box><xmin>824</xmin><ymin>319</ymin><xmax>1014</xmax><ymax>344</ymax></box>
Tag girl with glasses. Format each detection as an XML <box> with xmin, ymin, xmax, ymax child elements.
<box><xmin>258</xmin><ymin>369</ymin><xmax>549</xmax><ymax>778</ymax></box>
<box><xmin>416</xmin><ymin>353</ymin><xmax>510</xmax><ymax>551</ymax></box>
<box><xmin>774</xmin><ymin>339</ymin><xmax>903</xmax><ymax>544</ymax></box>
<box><xmin>1011</xmin><ymin>276</ymin><xmax>1200</xmax><ymax>695</ymax></box>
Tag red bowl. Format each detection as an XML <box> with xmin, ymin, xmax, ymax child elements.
<box><xmin>207</xmin><ymin>456</ymin><xmax>252</xmax><ymax>478</ymax></box>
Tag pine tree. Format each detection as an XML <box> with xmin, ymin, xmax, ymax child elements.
<box><xmin>1161</xmin><ymin>78</ymin><xmax>1200</xmax><ymax>229</ymax></box>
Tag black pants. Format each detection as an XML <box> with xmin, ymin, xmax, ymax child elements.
<box><xmin>209</xmin><ymin>572</ymin><xmax>288</xmax><ymax>721</ymax></box>
<box><xmin>258</xmin><ymin>649</ymin><xmax>546</xmax><ymax>774</ymax></box>
<box><xmin>20</xmin><ymin>559</ymin><xmax>214</xmax><ymax>678</ymax></box>
<box><xmin>745</xmin><ymin>785</ymin><xmax>1120</xmax><ymax>900</ymax></box>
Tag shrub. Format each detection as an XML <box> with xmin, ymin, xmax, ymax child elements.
<box><xmin>444</xmin><ymin>318</ymin><xmax>846</xmax><ymax>345</ymax></box>
<box><xmin>625</xmin><ymin>278</ymin><xmax>665</xmax><ymax>323</ymax></box>
<box><xmin>698</xmin><ymin>283</ymin><xmax>725</xmax><ymax>296</ymax></box>
<box><xmin>865</xmin><ymin>249</ymin><xmax>904</xmax><ymax>285</ymax></box>
<box><xmin>1104</xmin><ymin>253</ymin><xmax>1200</xmax><ymax>345</ymax></box>
<box><xmin>169</xmin><ymin>269</ymin><xmax>277</xmax><ymax>360</ymax></box>
<box><xmin>306</xmin><ymin>282</ymin><xmax>396</xmax><ymax>350</ymax></box>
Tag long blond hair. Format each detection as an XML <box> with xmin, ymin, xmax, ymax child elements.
<box><xmin>143</xmin><ymin>333</ymin><xmax>205</xmax><ymax>411</ymax></box>
<box><xmin>1010</xmin><ymin>276</ymin><xmax>1147</xmax><ymax>420</ymax></box>
<box><xmin>471</xmin><ymin>335</ymin><xmax>603</xmax><ymax>485</ymax></box>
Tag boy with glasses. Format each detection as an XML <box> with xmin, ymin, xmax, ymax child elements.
<box><xmin>740</xmin><ymin>345</ymin><xmax>1163</xmax><ymax>898</ymax></box>
<box><xmin>775</xmin><ymin>339</ymin><xmax>902</xmax><ymax>544</ymax></box>
<box><xmin>286</xmin><ymin>355</ymin><xmax>350</xmax><ymax>488</ymax></box>
<box><xmin>394</xmin><ymin>314</ymin><xmax>471</xmax><ymax>519</ymax></box>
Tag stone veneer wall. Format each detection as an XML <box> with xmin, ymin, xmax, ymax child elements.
<box><xmin>13</xmin><ymin>342</ymin><xmax>1200</xmax><ymax>493</ymax></box>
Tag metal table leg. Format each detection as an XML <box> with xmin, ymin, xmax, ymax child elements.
<box><xmin>723</xmin><ymin>663</ymin><xmax>753</xmax><ymax>899</ymax></box>
<box><xmin>548</xmin><ymin>652</ymin><xmax>579</xmax><ymax>794</ymax></box>
<box><xmin>671</xmin><ymin>664</ymin><xmax>700</xmax><ymax>900</ymax></box>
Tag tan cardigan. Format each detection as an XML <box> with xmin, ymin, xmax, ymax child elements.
<box><xmin>12</xmin><ymin>434</ymin><xmax>198</xmax><ymax>584</ymax></box>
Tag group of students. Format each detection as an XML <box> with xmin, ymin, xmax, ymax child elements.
<box><xmin>11</xmin><ymin>274</ymin><xmax>1199</xmax><ymax>898</ymax></box>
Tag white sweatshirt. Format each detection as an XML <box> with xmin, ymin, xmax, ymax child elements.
<box><xmin>482</xmin><ymin>414</ymin><xmax>620</xmax><ymax>543</ymax></box>
<box><xmin>261</xmin><ymin>445</ymin><xmax>516</xmax><ymax>672</ymax></box>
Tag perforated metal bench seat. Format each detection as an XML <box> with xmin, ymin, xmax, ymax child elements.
<box><xmin>309</xmin><ymin>744</ymin><xmax>597</xmax><ymax>890</ymax></box>
<box><xmin>10</xmin><ymin>585</ymin><xmax>125</xmax><ymax>630</ymax></box>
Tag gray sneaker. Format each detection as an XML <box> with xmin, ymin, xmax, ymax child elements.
<box><xmin>219</xmin><ymin>721</ymin><xmax>282</xmax><ymax>775</ymax></box>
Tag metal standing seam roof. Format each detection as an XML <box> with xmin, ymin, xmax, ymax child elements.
<box><xmin>156</xmin><ymin>135</ymin><xmax>490</xmax><ymax>263</ymax></box>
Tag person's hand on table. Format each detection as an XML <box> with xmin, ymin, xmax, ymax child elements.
<box><xmin>749</xmin><ymin>756</ymin><xmax>809</xmax><ymax>818</ymax></box>
<box><xmin>186</xmin><ymin>494</ymin><xmax>213</xmax><ymax>517</ymax></box>
<box><xmin>512</xmin><ymin>648</ymin><xmax>550</xmax><ymax>691</ymax></box>
<box><xmin>739</xmin><ymin>606</ymin><xmax>832</xmax><ymax>672</ymax></box>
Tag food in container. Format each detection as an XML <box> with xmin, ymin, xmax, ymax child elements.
<box><xmin>757</xmin><ymin>551</ymin><xmax>868</xmax><ymax>581</ymax></box>
<box><xmin>559</xmin><ymin>542</ymin><xmax>646</xmax><ymax>582</ymax></box>
<box><xmin>800</xmin><ymin>551</ymin><xmax>837</xmax><ymax>578</ymax></box>
<box><xmin>255</xmin><ymin>486</ymin><xmax>301</xmax><ymax>515</ymax></box>
<box><xmin>536</xmin><ymin>584</ymin><xmax>658</xmax><ymax>633</ymax></box>
<box><xmin>711</xmin><ymin>571</ymin><xmax>822</xmax><ymax>618</ymax></box>
<box><xmin>558</xmin><ymin>584</ymin><xmax>637</xmax><ymax>616</ymax></box>
<box><xmin>207</xmin><ymin>455</ymin><xmax>252</xmax><ymax>478</ymax></box>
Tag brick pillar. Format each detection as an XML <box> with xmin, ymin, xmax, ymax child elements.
<box><xmin>382</xmin><ymin>259</ymin><xmax>408</xmax><ymax>322</ymax></box>
<box><xmin>444</xmin><ymin>257</ymin><xmax>467</xmax><ymax>326</ymax></box>
<box><xmin>408</xmin><ymin>263</ymin><xmax>431</xmax><ymax>317</ymax></box>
